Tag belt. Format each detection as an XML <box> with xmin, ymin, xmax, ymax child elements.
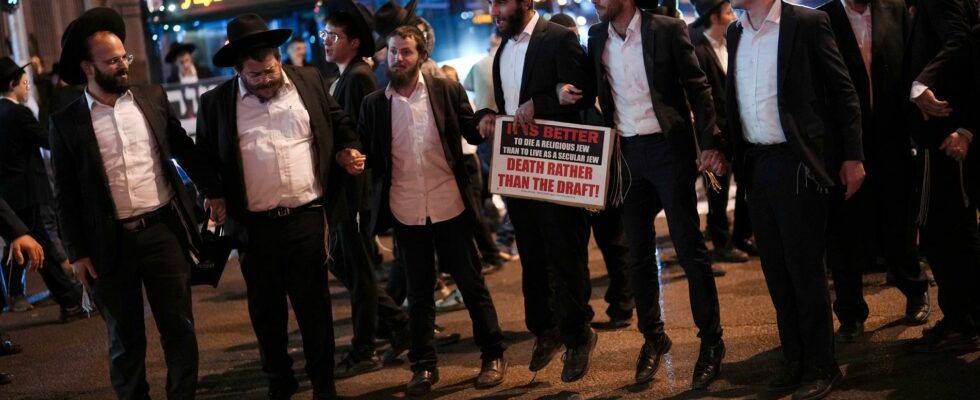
<box><xmin>119</xmin><ymin>204</ymin><xmax>172</xmax><ymax>232</ymax></box>
<box><xmin>619</xmin><ymin>132</ymin><xmax>663</xmax><ymax>144</ymax></box>
<box><xmin>251</xmin><ymin>201</ymin><xmax>322</xmax><ymax>219</ymax></box>
<box><xmin>744</xmin><ymin>142</ymin><xmax>790</xmax><ymax>157</ymax></box>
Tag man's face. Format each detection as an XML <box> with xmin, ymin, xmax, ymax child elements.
<box><xmin>730</xmin><ymin>0</ymin><xmax>753</xmax><ymax>11</ymax></box>
<box><xmin>592</xmin><ymin>0</ymin><xmax>626</xmax><ymax>23</ymax></box>
<box><xmin>83</xmin><ymin>32</ymin><xmax>131</xmax><ymax>94</ymax></box>
<box><xmin>489</xmin><ymin>0</ymin><xmax>530</xmax><ymax>39</ymax></box>
<box><xmin>177</xmin><ymin>52</ymin><xmax>194</xmax><ymax>74</ymax></box>
<box><xmin>323</xmin><ymin>23</ymin><xmax>358</xmax><ymax>64</ymax></box>
<box><xmin>30</xmin><ymin>56</ymin><xmax>43</xmax><ymax>75</ymax></box>
<box><xmin>387</xmin><ymin>35</ymin><xmax>423</xmax><ymax>87</ymax></box>
<box><xmin>288</xmin><ymin>41</ymin><xmax>308</xmax><ymax>61</ymax></box>
<box><xmin>10</xmin><ymin>74</ymin><xmax>29</xmax><ymax>103</ymax></box>
<box><xmin>238</xmin><ymin>52</ymin><xmax>284</xmax><ymax>101</ymax></box>
<box><xmin>712</xmin><ymin>3</ymin><xmax>737</xmax><ymax>28</ymax></box>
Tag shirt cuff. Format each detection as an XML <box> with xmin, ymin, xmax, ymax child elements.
<box><xmin>956</xmin><ymin>128</ymin><xmax>974</xmax><ymax>142</ymax></box>
<box><xmin>909</xmin><ymin>81</ymin><xmax>928</xmax><ymax>101</ymax></box>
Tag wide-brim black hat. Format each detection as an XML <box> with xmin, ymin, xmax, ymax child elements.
<box><xmin>58</xmin><ymin>7</ymin><xmax>127</xmax><ymax>85</ymax></box>
<box><xmin>373</xmin><ymin>0</ymin><xmax>418</xmax><ymax>50</ymax></box>
<box><xmin>691</xmin><ymin>0</ymin><xmax>727</xmax><ymax>28</ymax></box>
<box><xmin>323</xmin><ymin>0</ymin><xmax>376</xmax><ymax>58</ymax></box>
<box><xmin>0</xmin><ymin>57</ymin><xmax>29</xmax><ymax>83</ymax></box>
<box><xmin>165</xmin><ymin>42</ymin><xmax>197</xmax><ymax>63</ymax></box>
<box><xmin>213</xmin><ymin>13</ymin><xmax>292</xmax><ymax>67</ymax></box>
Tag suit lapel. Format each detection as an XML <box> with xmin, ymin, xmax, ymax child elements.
<box><xmin>424</xmin><ymin>74</ymin><xmax>447</xmax><ymax>136</ymax></box>
<box><xmin>519</xmin><ymin>17</ymin><xmax>549</xmax><ymax>102</ymax></box>
<box><xmin>777</xmin><ymin>1</ymin><xmax>798</xmax><ymax>92</ymax></box>
<box><xmin>639</xmin><ymin>11</ymin><xmax>659</xmax><ymax>102</ymax></box>
<box><xmin>131</xmin><ymin>87</ymin><xmax>170</xmax><ymax>156</ymax></box>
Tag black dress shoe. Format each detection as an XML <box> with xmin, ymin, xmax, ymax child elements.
<box><xmin>711</xmin><ymin>247</ymin><xmax>749</xmax><ymax>263</ymax></box>
<box><xmin>406</xmin><ymin>368</ymin><xmax>439</xmax><ymax>396</ymax></box>
<box><xmin>691</xmin><ymin>339</ymin><xmax>725</xmax><ymax>390</ymax></box>
<box><xmin>335</xmin><ymin>349</ymin><xmax>383</xmax><ymax>379</ymax></box>
<box><xmin>60</xmin><ymin>305</ymin><xmax>89</xmax><ymax>323</ymax></box>
<box><xmin>267</xmin><ymin>378</ymin><xmax>299</xmax><ymax>400</ymax></box>
<box><xmin>529</xmin><ymin>330</ymin><xmax>563</xmax><ymax>372</ymax></box>
<box><xmin>0</xmin><ymin>340</ymin><xmax>23</xmax><ymax>357</ymax></box>
<box><xmin>635</xmin><ymin>334</ymin><xmax>672</xmax><ymax>384</ymax></box>
<box><xmin>911</xmin><ymin>320</ymin><xmax>980</xmax><ymax>353</ymax></box>
<box><xmin>905</xmin><ymin>292</ymin><xmax>931</xmax><ymax>325</ymax></box>
<box><xmin>768</xmin><ymin>360</ymin><xmax>803</xmax><ymax>390</ymax></box>
<box><xmin>792</xmin><ymin>370</ymin><xmax>842</xmax><ymax>400</ymax></box>
<box><xmin>475</xmin><ymin>357</ymin><xmax>506</xmax><ymax>389</ymax></box>
<box><xmin>0</xmin><ymin>372</ymin><xmax>10</xmax><ymax>385</ymax></box>
<box><xmin>711</xmin><ymin>265</ymin><xmax>728</xmax><ymax>277</ymax></box>
<box><xmin>561</xmin><ymin>328</ymin><xmax>598</xmax><ymax>382</ymax></box>
<box><xmin>591</xmin><ymin>316</ymin><xmax>632</xmax><ymax>331</ymax></box>
<box><xmin>732</xmin><ymin>239</ymin><xmax>759</xmax><ymax>256</ymax></box>
<box><xmin>835</xmin><ymin>321</ymin><xmax>865</xmax><ymax>343</ymax></box>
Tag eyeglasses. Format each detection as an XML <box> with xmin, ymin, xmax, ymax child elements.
<box><xmin>99</xmin><ymin>54</ymin><xmax>135</xmax><ymax>67</ymax></box>
<box><xmin>318</xmin><ymin>30</ymin><xmax>346</xmax><ymax>42</ymax></box>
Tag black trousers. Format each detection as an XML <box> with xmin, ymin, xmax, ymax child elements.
<box><xmin>393</xmin><ymin>214</ymin><xmax>505</xmax><ymax>371</ymax></box>
<box><xmin>745</xmin><ymin>145</ymin><xmax>838</xmax><ymax>378</ymax></box>
<box><xmin>93</xmin><ymin>207</ymin><xmax>198</xmax><ymax>400</ymax></box>
<box><xmin>588</xmin><ymin>207</ymin><xmax>633</xmax><ymax>320</ymax></box>
<box><xmin>328</xmin><ymin>216</ymin><xmax>409</xmax><ymax>357</ymax></box>
<box><xmin>463</xmin><ymin>154</ymin><xmax>503</xmax><ymax>263</ymax></box>
<box><xmin>704</xmin><ymin>171</ymin><xmax>752</xmax><ymax>249</ymax></box>
<box><xmin>241</xmin><ymin>208</ymin><xmax>335</xmax><ymax>394</ymax></box>
<box><xmin>1</xmin><ymin>205</ymin><xmax>82</xmax><ymax>310</ymax></box>
<box><xmin>918</xmin><ymin>149</ymin><xmax>980</xmax><ymax>332</ymax></box>
<box><xmin>620</xmin><ymin>134</ymin><xmax>722</xmax><ymax>343</ymax></box>
<box><xmin>507</xmin><ymin>197</ymin><xmax>593</xmax><ymax>346</ymax></box>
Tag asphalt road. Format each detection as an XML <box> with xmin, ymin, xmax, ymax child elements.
<box><xmin>1</xmin><ymin>219</ymin><xmax>978</xmax><ymax>400</ymax></box>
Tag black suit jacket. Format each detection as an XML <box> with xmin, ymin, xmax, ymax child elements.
<box><xmin>0</xmin><ymin>196</ymin><xmax>29</xmax><ymax>241</ymax></box>
<box><xmin>49</xmin><ymin>85</ymin><xmax>221</xmax><ymax>274</ymax></box>
<box><xmin>359</xmin><ymin>74</ymin><xmax>484</xmax><ymax>235</ymax></box>
<box><xmin>196</xmin><ymin>65</ymin><xmax>360</xmax><ymax>243</ymax></box>
<box><xmin>692</xmin><ymin>32</ymin><xmax>728</xmax><ymax>136</ymax></box>
<box><xmin>726</xmin><ymin>1</ymin><xmax>864</xmax><ymax>188</ymax></box>
<box><xmin>0</xmin><ymin>98</ymin><xmax>53</xmax><ymax>212</ymax></box>
<box><xmin>475</xmin><ymin>15</ymin><xmax>596</xmax><ymax>125</ymax></box>
<box><xmin>332</xmin><ymin>60</ymin><xmax>380</xmax><ymax>215</ymax></box>
<box><xmin>904</xmin><ymin>0</ymin><xmax>979</xmax><ymax>148</ymax></box>
<box><xmin>819</xmin><ymin>0</ymin><xmax>908</xmax><ymax>156</ymax></box>
<box><xmin>589</xmin><ymin>11</ymin><xmax>720</xmax><ymax>159</ymax></box>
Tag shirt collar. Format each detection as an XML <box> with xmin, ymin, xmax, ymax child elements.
<box><xmin>385</xmin><ymin>71</ymin><xmax>426</xmax><ymax>99</ymax></box>
<box><xmin>238</xmin><ymin>68</ymin><xmax>294</xmax><ymax>100</ymax></box>
<box><xmin>608</xmin><ymin>8</ymin><xmax>641</xmax><ymax>40</ymax></box>
<box><xmin>84</xmin><ymin>87</ymin><xmax>133</xmax><ymax>110</ymax></box>
<box><xmin>739</xmin><ymin>0</ymin><xmax>781</xmax><ymax>33</ymax></box>
<box><xmin>511</xmin><ymin>11</ymin><xmax>539</xmax><ymax>43</ymax></box>
<box><xmin>703</xmin><ymin>30</ymin><xmax>725</xmax><ymax>48</ymax></box>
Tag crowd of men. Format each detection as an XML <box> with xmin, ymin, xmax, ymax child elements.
<box><xmin>0</xmin><ymin>0</ymin><xmax>977</xmax><ymax>399</ymax></box>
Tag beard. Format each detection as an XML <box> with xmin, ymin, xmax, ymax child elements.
<box><xmin>495</xmin><ymin>6</ymin><xmax>528</xmax><ymax>39</ymax></box>
<box><xmin>597</xmin><ymin>1</ymin><xmax>624</xmax><ymax>23</ymax></box>
<box><xmin>243</xmin><ymin>74</ymin><xmax>285</xmax><ymax>101</ymax></box>
<box><xmin>388</xmin><ymin>58</ymin><xmax>421</xmax><ymax>89</ymax></box>
<box><xmin>94</xmin><ymin>66</ymin><xmax>130</xmax><ymax>94</ymax></box>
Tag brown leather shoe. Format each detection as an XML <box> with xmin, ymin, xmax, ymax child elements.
<box><xmin>475</xmin><ymin>357</ymin><xmax>506</xmax><ymax>389</ymax></box>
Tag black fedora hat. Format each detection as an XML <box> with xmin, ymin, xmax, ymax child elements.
<box><xmin>165</xmin><ymin>42</ymin><xmax>197</xmax><ymax>63</ymax></box>
<box><xmin>323</xmin><ymin>0</ymin><xmax>376</xmax><ymax>58</ymax></box>
<box><xmin>373</xmin><ymin>0</ymin><xmax>418</xmax><ymax>50</ymax></box>
<box><xmin>691</xmin><ymin>0</ymin><xmax>727</xmax><ymax>28</ymax></box>
<box><xmin>212</xmin><ymin>14</ymin><xmax>292</xmax><ymax>67</ymax></box>
<box><xmin>0</xmin><ymin>57</ymin><xmax>29</xmax><ymax>84</ymax></box>
<box><xmin>58</xmin><ymin>7</ymin><xmax>127</xmax><ymax>85</ymax></box>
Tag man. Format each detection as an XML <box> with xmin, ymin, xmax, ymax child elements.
<box><xmin>905</xmin><ymin>0</ymin><xmax>980</xmax><ymax>353</ymax></box>
<box><xmin>50</xmin><ymin>8</ymin><xmax>223</xmax><ymax>399</ymax></box>
<box><xmin>726</xmin><ymin>0</ymin><xmax>866</xmax><ymax>398</ymax></box>
<box><xmin>0</xmin><ymin>56</ymin><xmax>85</xmax><ymax>321</ymax></box>
<box><xmin>817</xmin><ymin>0</ymin><xmax>931</xmax><ymax>343</ymax></box>
<box><xmin>284</xmin><ymin>37</ymin><xmax>312</xmax><ymax>67</ymax></box>
<box><xmin>320</xmin><ymin>1</ymin><xmax>412</xmax><ymax>378</ymax></box>
<box><xmin>359</xmin><ymin>26</ymin><xmax>507</xmax><ymax>395</ymax></box>
<box><xmin>371</xmin><ymin>0</ymin><xmax>419</xmax><ymax>88</ymax></box>
<box><xmin>0</xmin><ymin>195</ymin><xmax>44</xmax><ymax>385</ymax></box>
<box><xmin>475</xmin><ymin>0</ymin><xmax>598</xmax><ymax>383</ymax></box>
<box><xmin>164</xmin><ymin>42</ymin><xmax>214</xmax><ymax>84</ymax></box>
<box><xmin>560</xmin><ymin>0</ymin><xmax>727</xmax><ymax>388</ymax></box>
<box><xmin>195</xmin><ymin>14</ymin><xmax>364</xmax><ymax>399</ymax></box>
<box><xmin>690</xmin><ymin>0</ymin><xmax>754</xmax><ymax>264</ymax></box>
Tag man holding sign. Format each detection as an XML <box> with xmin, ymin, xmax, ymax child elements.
<box><xmin>475</xmin><ymin>0</ymin><xmax>599</xmax><ymax>384</ymax></box>
<box><xmin>559</xmin><ymin>0</ymin><xmax>728</xmax><ymax>390</ymax></box>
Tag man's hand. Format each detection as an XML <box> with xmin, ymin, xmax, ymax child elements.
<box><xmin>337</xmin><ymin>148</ymin><xmax>366</xmax><ymax>175</ymax></box>
<box><xmin>8</xmin><ymin>234</ymin><xmax>43</xmax><ymax>270</ymax></box>
<box><xmin>913</xmin><ymin>89</ymin><xmax>952</xmax><ymax>120</ymax></box>
<box><xmin>514</xmin><ymin>99</ymin><xmax>536</xmax><ymax>135</ymax></box>
<box><xmin>839</xmin><ymin>160</ymin><xmax>866</xmax><ymax>200</ymax></box>
<box><xmin>479</xmin><ymin>113</ymin><xmax>497</xmax><ymax>139</ymax></box>
<box><xmin>697</xmin><ymin>150</ymin><xmax>728</xmax><ymax>176</ymax></box>
<box><xmin>204</xmin><ymin>198</ymin><xmax>227</xmax><ymax>226</ymax></box>
<box><xmin>939</xmin><ymin>131</ymin><xmax>971</xmax><ymax>162</ymax></box>
<box><xmin>557</xmin><ymin>83</ymin><xmax>583</xmax><ymax>106</ymax></box>
<box><xmin>71</xmin><ymin>257</ymin><xmax>98</xmax><ymax>290</ymax></box>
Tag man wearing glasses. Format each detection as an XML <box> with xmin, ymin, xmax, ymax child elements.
<box><xmin>49</xmin><ymin>8</ymin><xmax>223</xmax><ymax>399</ymax></box>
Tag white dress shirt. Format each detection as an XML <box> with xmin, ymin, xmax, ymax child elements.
<box><xmin>735</xmin><ymin>0</ymin><xmax>787</xmax><ymax>144</ymax></box>
<box><xmin>704</xmin><ymin>31</ymin><xmax>728</xmax><ymax>74</ymax></box>
<box><xmin>498</xmin><ymin>11</ymin><xmax>540</xmax><ymax>115</ymax></box>
<box><xmin>236</xmin><ymin>73</ymin><xmax>321</xmax><ymax>212</ymax></box>
<box><xmin>86</xmin><ymin>90</ymin><xmax>174</xmax><ymax>219</ymax></box>
<box><xmin>602</xmin><ymin>10</ymin><xmax>662</xmax><ymax>137</ymax></box>
<box><xmin>386</xmin><ymin>73</ymin><xmax>465</xmax><ymax>226</ymax></box>
<box><xmin>843</xmin><ymin>0</ymin><xmax>872</xmax><ymax>103</ymax></box>
<box><xmin>178</xmin><ymin>65</ymin><xmax>199</xmax><ymax>84</ymax></box>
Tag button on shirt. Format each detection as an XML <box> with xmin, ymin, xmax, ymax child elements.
<box><xmin>499</xmin><ymin>11</ymin><xmax>540</xmax><ymax>115</ymax></box>
<box><xmin>86</xmin><ymin>90</ymin><xmax>174</xmax><ymax>220</ymax></box>
<box><xmin>603</xmin><ymin>10</ymin><xmax>662</xmax><ymax>137</ymax></box>
<box><xmin>236</xmin><ymin>73</ymin><xmax>321</xmax><ymax>212</ymax></box>
<box><xmin>735</xmin><ymin>0</ymin><xmax>787</xmax><ymax>144</ymax></box>
<box><xmin>386</xmin><ymin>73</ymin><xmax>465</xmax><ymax>226</ymax></box>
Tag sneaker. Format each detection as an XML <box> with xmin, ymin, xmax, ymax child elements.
<box><xmin>335</xmin><ymin>349</ymin><xmax>383</xmax><ymax>379</ymax></box>
<box><xmin>9</xmin><ymin>295</ymin><xmax>32</xmax><ymax>312</ymax></box>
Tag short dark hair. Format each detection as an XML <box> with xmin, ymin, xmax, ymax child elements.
<box><xmin>288</xmin><ymin>36</ymin><xmax>305</xmax><ymax>45</ymax></box>
<box><xmin>703</xmin><ymin>1</ymin><xmax>728</xmax><ymax>29</ymax></box>
<box><xmin>1</xmin><ymin>69</ymin><xmax>26</xmax><ymax>93</ymax></box>
<box><xmin>387</xmin><ymin>26</ymin><xmax>427</xmax><ymax>57</ymax></box>
<box><xmin>325</xmin><ymin>12</ymin><xmax>366</xmax><ymax>50</ymax></box>
<box><xmin>235</xmin><ymin>45</ymin><xmax>282</xmax><ymax>69</ymax></box>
